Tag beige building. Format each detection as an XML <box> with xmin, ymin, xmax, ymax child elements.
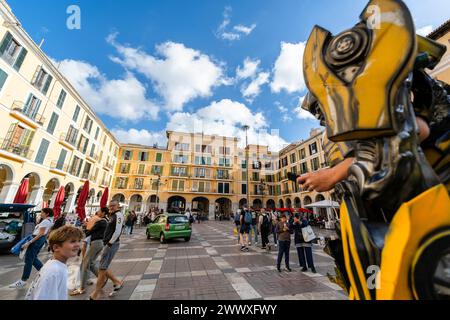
<box><xmin>428</xmin><ymin>20</ymin><xmax>450</xmax><ymax>83</ymax></box>
<box><xmin>0</xmin><ymin>1</ymin><xmax>119</xmax><ymax>214</ymax></box>
<box><xmin>110</xmin><ymin>129</ymin><xmax>332</xmax><ymax>220</ymax></box>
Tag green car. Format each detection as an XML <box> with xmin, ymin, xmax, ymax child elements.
<box><xmin>146</xmin><ymin>214</ymin><xmax>191</xmax><ymax>243</ymax></box>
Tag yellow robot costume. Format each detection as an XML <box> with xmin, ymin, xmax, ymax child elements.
<box><xmin>302</xmin><ymin>0</ymin><xmax>450</xmax><ymax>299</ymax></box>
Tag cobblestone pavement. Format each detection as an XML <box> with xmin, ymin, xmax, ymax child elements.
<box><xmin>0</xmin><ymin>221</ymin><xmax>348</xmax><ymax>300</ymax></box>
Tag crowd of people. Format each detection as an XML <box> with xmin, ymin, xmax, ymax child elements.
<box><xmin>234</xmin><ymin>207</ymin><xmax>317</xmax><ymax>273</ymax></box>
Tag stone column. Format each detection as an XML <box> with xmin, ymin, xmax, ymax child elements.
<box><xmin>208</xmin><ymin>204</ymin><xmax>215</xmax><ymax>220</ymax></box>
<box><xmin>29</xmin><ymin>186</ymin><xmax>45</xmax><ymax>211</ymax></box>
<box><xmin>0</xmin><ymin>181</ymin><xmax>19</xmax><ymax>203</ymax></box>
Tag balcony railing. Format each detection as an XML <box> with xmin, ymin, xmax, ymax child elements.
<box><xmin>50</xmin><ymin>161</ymin><xmax>68</xmax><ymax>172</ymax></box>
<box><xmin>0</xmin><ymin>138</ymin><xmax>33</xmax><ymax>159</ymax></box>
<box><xmin>170</xmin><ymin>172</ymin><xmax>189</xmax><ymax>177</ymax></box>
<box><xmin>2</xmin><ymin>52</ymin><xmax>16</xmax><ymax>65</ymax></box>
<box><xmin>60</xmin><ymin>132</ymin><xmax>77</xmax><ymax>147</ymax></box>
<box><xmin>11</xmin><ymin>101</ymin><xmax>46</xmax><ymax>125</ymax></box>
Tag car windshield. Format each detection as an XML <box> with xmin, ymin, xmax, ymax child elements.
<box><xmin>168</xmin><ymin>216</ymin><xmax>188</xmax><ymax>224</ymax></box>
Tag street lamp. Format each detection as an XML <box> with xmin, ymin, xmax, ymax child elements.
<box><xmin>259</xmin><ymin>179</ymin><xmax>266</xmax><ymax>209</ymax></box>
<box><xmin>152</xmin><ymin>174</ymin><xmax>165</xmax><ymax>212</ymax></box>
<box><xmin>241</xmin><ymin>125</ymin><xmax>250</xmax><ymax>209</ymax></box>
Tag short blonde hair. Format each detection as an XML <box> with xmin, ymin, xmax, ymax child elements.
<box><xmin>48</xmin><ymin>225</ymin><xmax>83</xmax><ymax>252</ymax></box>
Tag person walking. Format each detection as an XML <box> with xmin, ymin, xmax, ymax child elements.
<box><xmin>250</xmin><ymin>210</ymin><xmax>258</xmax><ymax>246</ymax></box>
<box><xmin>70</xmin><ymin>207</ymin><xmax>109</xmax><ymax>296</ymax></box>
<box><xmin>25</xmin><ymin>225</ymin><xmax>83</xmax><ymax>300</ymax></box>
<box><xmin>258</xmin><ymin>209</ymin><xmax>271</xmax><ymax>250</ymax></box>
<box><xmin>240</xmin><ymin>208</ymin><xmax>252</xmax><ymax>252</ymax></box>
<box><xmin>90</xmin><ymin>200</ymin><xmax>124</xmax><ymax>300</ymax></box>
<box><xmin>271</xmin><ymin>211</ymin><xmax>278</xmax><ymax>247</ymax></box>
<box><xmin>10</xmin><ymin>208</ymin><xmax>54</xmax><ymax>289</ymax></box>
<box><xmin>276</xmin><ymin>214</ymin><xmax>292</xmax><ymax>272</ymax></box>
<box><xmin>124</xmin><ymin>211</ymin><xmax>133</xmax><ymax>235</ymax></box>
<box><xmin>130</xmin><ymin>211</ymin><xmax>137</xmax><ymax>235</ymax></box>
<box><xmin>293</xmin><ymin>213</ymin><xmax>317</xmax><ymax>273</ymax></box>
<box><xmin>234</xmin><ymin>209</ymin><xmax>241</xmax><ymax>244</ymax></box>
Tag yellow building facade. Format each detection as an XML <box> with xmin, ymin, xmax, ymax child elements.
<box><xmin>0</xmin><ymin>1</ymin><xmax>119</xmax><ymax>214</ymax></box>
<box><xmin>428</xmin><ymin>20</ymin><xmax>450</xmax><ymax>83</ymax></box>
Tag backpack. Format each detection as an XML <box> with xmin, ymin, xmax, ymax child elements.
<box><xmin>244</xmin><ymin>211</ymin><xmax>252</xmax><ymax>224</ymax></box>
<box><xmin>262</xmin><ymin>214</ymin><xmax>270</xmax><ymax>229</ymax></box>
<box><xmin>234</xmin><ymin>213</ymin><xmax>241</xmax><ymax>223</ymax></box>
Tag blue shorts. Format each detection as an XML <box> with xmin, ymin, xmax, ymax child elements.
<box><xmin>240</xmin><ymin>223</ymin><xmax>250</xmax><ymax>234</ymax></box>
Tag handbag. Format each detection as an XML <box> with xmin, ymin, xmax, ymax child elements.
<box><xmin>301</xmin><ymin>225</ymin><xmax>316</xmax><ymax>243</ymax></box>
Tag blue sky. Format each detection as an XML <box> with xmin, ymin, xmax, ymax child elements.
<box><xmin>7</xmin><ymin>0</ymin><xmax>450</xmax><ymax>151</ymax></box>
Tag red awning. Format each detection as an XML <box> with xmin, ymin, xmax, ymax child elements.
<box><xmin>53</xmin><ymin>186</ymin><xmax>65</xmax><ymax>219</ymax></box>
<box><xmin>76</xmin><ymin>181</ymin><xmax>89</xmax><ymax>222</ymax></box>
<box><xmin>13</xmin><ymin>178</ymin><xmax>29</xmax><ymax>204</ymax></box>
<box><xmin>274</xmin><ymin>207</ymin><xmax>314</xmax><ymax>214</ymax></box>
<box><xmin>100</xmin><ymin>187</ymin><xmax>109</xmax><ymax>208</ymax></box>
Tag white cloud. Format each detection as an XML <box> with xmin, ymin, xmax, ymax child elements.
<box><xmin>233</xmin><ymin>24</ymin><xmax>256</xmax><ymax>35</ymax></box>
<box><xmin>236</xmin><ymin>58</ymin><xmax>260</xmax><ymax>80</ymax></box>
<box><xmin>294</xmin><ymin>96</ymin><xmax>316</xmax><ymax>121</ymax></box>
<box><xmin>241</xmin><ymin>72</ymin><xmax>270</xmax><ymax>101</ymax></box>
<box><xmin>416</xmin><ymin>25</ymin><xmax>433</xmax><ymax>36</ymax></box>
<box><xmin>54</xmin><ymin>59</ymin><xmax>159</xmax><ymax>121</ymax></box>
<box><xmin>275</xmin><ymin>102</ymin><xmax>292</xmax><ymax>123</ymax></box>
<box><xmin>271</xmin><ymin>41</ymin><xmax>306</xmax><ymax>94</ymax></box>
<box><xmin>166</xmin><ymin>99</ymin><xmax>288</xmax><ymax>151</ymax></box>
<box><xmin>216</xmin><ymin>7</ymin><xmax>256</xmax><ymax>41</ymax></box>
<box><xmin>111</xmin><ymin>128</ymin><xmax>166</xmax><ymax>147</ymax></box>
<box><xmin>108</xmin><ymin>34</ymin><xmax>226</xmax><ymax>112</ymax></box>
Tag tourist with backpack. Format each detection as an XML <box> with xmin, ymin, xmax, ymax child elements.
<box><xmin>258</xmin><ymin>209</ymin><xmax>271</xmax><ymax>250</ymax></box>
<box><xmin>250</xmin><ymin>210</ymin><xmax>258</xmax><ymax>246</ymax></box>
<box><xmin>239</xmin><ymin>208</ymin><xmax>252</xmax><ymax>252</ymax></box>
<box><xmin>234</xmin><ymin>209</ymin><xmax>241</xmax><ymax>244</ymax></box>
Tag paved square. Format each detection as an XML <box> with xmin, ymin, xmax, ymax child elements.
<box><xmin>0</xmin><ymin>221</ymin><xmax>348</xmax><ymax>300</ymax></box>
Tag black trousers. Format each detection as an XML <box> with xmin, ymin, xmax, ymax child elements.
<box><xmin>261</xmin><ymin>227</ymin><xmax>270</xmax><ymax>248</ymax></box>
<box><xmin>297</xmin><ymin>246</ymin><xmax>315</xmax><ymax>269</ymax></box>
<box><xmin>277</xmin><ymin>240</ymin><xmax>290</xmax><ymax>268</ymax></box>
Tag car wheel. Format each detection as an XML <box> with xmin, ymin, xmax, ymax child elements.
<box><xmin>160</xmin><ymin>233</ymin><xmax>166</xmax><ymax>244</ymax></box>
<box><xmin>184</xmin><ymin>237</ymin><xmax>191</xmax><ymax>242</ymax></box>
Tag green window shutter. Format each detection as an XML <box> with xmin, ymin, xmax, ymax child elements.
<box><xmin>35</xmin><ymin>139</ymin><xmax>50</xmax><ymax>164</ymax></box>
<box><xmin>47</xmin><ymin>112</ymin><xmax>59</xmax><ymax>134</ymax></box>
<box><xmin>57</xmin><ymin>90</ymin><xmax>66</xmax><ymax>108</ymax></box>
<box><xmin>0</xmin><ymin>32</ymin><xmax>12</xmax><ymax>55</ymax></box>
<box><xmin>56</xmin><ymin>149</ymin><xmax>67</xmax><ymax>170</ymax></box>
<box><xmin>156</xmin><ymin>153</ymin><xmax>162</xmax><ymax>162</ymax></box>
<box><xmin>13</xmin><ymin>48</ymin><xmax>27</xmax><ymax>71</ymax></box>
<box><xmin>42</xmin><ymin>74</ymin><xmax>52</xmax><ymax>95</ymax></box>
<box><xmin>73</xmin><ymin>105</ymin><xmax>80</xmax><ymax>122</ymax></box>
<box><xmin>0</xmin><ymin>68</ymin><xmax>8</xmax><ymax>90</ymax></box>
<box><xmin>76</xmin><ymin>159</ymin><xmax>84</xmax><ymax>176</ymax></box>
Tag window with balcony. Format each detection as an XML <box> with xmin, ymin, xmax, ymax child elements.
<box><xmin>56</xmin><ymin>149</ymin><xmax>67</xmax><ymax>170</ymax></box>
<box><xmin>171</xmin><ymin>180</ymin><xmax>185</xmax><ymax>191</ymax></box>
<box><xmin>134</xmin><ymin>178</ymin><xmax>144</xmax><ymax>190</ymax></box>
<box><xmin>174</xmin><ymin>143</ymin><xmax>190</xmax><ymax>151</ymax></box>
<box><xmin>173</xmin><ymin>154</ymin><xmax>189</xmax><ymax>164</ymax></box>
<box><xmin>194</xmin><ymin>156</ymin><xmax>211</xmax><ymax>165</ymax></box>
<box><xmin>119</xmin><ymin>163</ymin><xmax>130</xmax><ymax>174</ymax></box>
<box><xmin>219</xmin><ymin>146</ymin><xmax>231</xmax><ymax>155</ymax></box>
<box><xmin>56</xmin><ymin>89</ymin><xmax>66</xmax><ymax>109</ymax></box>
<box><xmin>70</xmin><ymin>156</ymin><xmax>83</xmax><ymax>177</ymax></box>
<box><xmin>151</xmin><ymin>165</ymin><xmax>163</xmax><ymax>175</ymax></box>
<box><xmin>21</xmin><ymin>94</ymin><xmax>42</xmax><ymax>122</ymax></box>
<box><xmin>82</xmin><ymin>162</ymin><xmax>92</xmax><ymax>180</ymax></box>
<box><xmin>195</xmin><ymin>144</ymin><xmax>212</xmax><ymax>153</ymax></box>
<box><xmin>138</xmin><ymin>151</ymin><xmax>148</xmax><ymax>161</ymax></box>
<box><xmin>242</xmin><ymin>171</ymin><xmax>247</xmax><ymax>181</ymax></box>
<box><xmin>0</xmin><ymin>31</ymin><xmax>27</xmax><ymax>71</ymax></box>
<box><xmin>281</xmin><ymin>157</ymin><xmax>288</xmax><ymax>168</ymax></box>
<box><xmin>300</xmin><ymin>162</ymin><xmax>308</xmax><ymax>174</ymax></box>
<box><xmin>192</xmin><ymin>181</ymin><xmax>210</xmax><ymax>192</ymax></box>
<box><xmin>252</xmin><ymin>172</ymin><xmax>260</xmax><ymax>182</ymax></box>
<box><xmin>218</xmin><ymin>158</ymin><xmax>231</xmax><ymax>167</ymax></box>
<box><xmin>77</xmin><ymin>135</ymin><xmax>89</xmax><ymax>154</ymax></box>
<box><xmin>217</xmin><ymin>169</ymin><xmax>229</xmax><ymax>179</ymax></box>
<box><xmin>252</xmin><ymin>161</ymin><xmax>261</xmax><ymax>170</ymax></box>
<box><xmin>290</xmin><ymin>153</ymin><xmax>296</xmax><ymax>164</ymax></box>
<box><xmin>83</xmin><ymin>116</ymin><xmax>93</xmax><ymax>134</ymax></box>
<box><xmin>89</xmin><ymin>144</ymin><xmax>96</xmax><ymax>158</ymax></box>
<box><xmin>194</xmin><ymin>167</ymin><xmax>210</xmax><ymax>178</ymax></box>
<box><xmin>241</xmin><ymin>159</ymin><xmax>247</xmax><ymax>169</ymax></box>
<box><xmin>1</xmin><ymin>123</ymin><xmax>34</xmax><ymax>158</ymax></box>
<box><xmin>65</xmin><ymin>125</ymin><xmax>78</xmax><ymax>146</ymax></box>
<box><xmin>33</xmin><ymin>67</ymin><xmax>53</xmax><ymax>95</ymax></box>
<box><xmin>311</xmin><ymin>157</ymin><xmax>320</xmax><ymax>171</ymax></box>
<box><xmin>122</xmin><ymin>150</ymin><xmax>133</xmax><ymax>161</ymax></box>
<box><xmin>171</xmin><ymin>166</ymin><xmax>187</xmax><ymax>176</ymax></box>
<box><xmin>265</xmin><ymin>162</ymin><xmax>272</xmax><ymax>170</ymax></box>
<box><xmin>300</xmin><ymin>148</ymin><xmax>306</xmax><ymax>159</ymax></box>
<box><xmin>218</xmin><ymin>182</ymin><xmax>230</xmax><ymax>194</ymax></box>
<box><xmin>309</xmin><ymin>142</ymin><xmax>318</xmax><ymax>155</ymax></box>
<box><xmin>115</xmin><ymin>177</ymin><xmax>128</xmax><ymax>189</ymax></box>
<box><xmin>138</xmin><ymin>164</ymin><xmax>145</xmax><ymax>175</ymax></box>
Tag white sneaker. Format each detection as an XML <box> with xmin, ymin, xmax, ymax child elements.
<box><xmin>9</xmin><ymin>280</ymin><xmax>26</xmax><ymax>289</ymax></box>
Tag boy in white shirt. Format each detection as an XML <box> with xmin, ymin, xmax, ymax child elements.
<box><xmin>25</xmin><ymin>225</ymin><xmax>83</xmax><ymax>300</ymax></box>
